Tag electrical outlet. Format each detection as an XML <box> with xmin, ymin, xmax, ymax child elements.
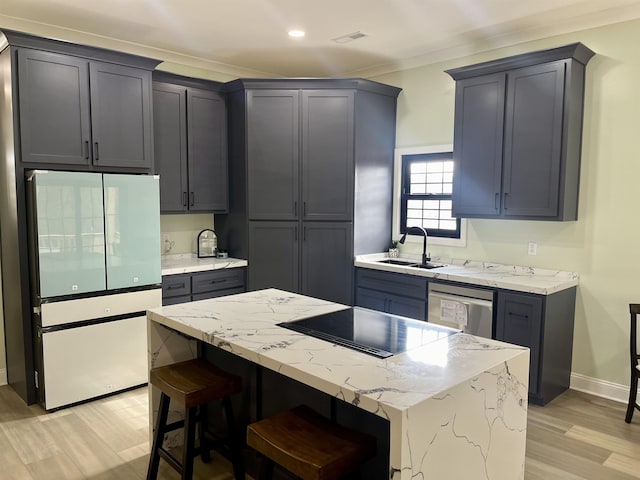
<box><xmin>528</xmin><ymin>242</ymin><xmax>537</xmax><ymax>255</ymax></box>
<box><xmin>162</xmin><ymin>233</ymin><xmax>169</xmax><ymax>243</ymax></box>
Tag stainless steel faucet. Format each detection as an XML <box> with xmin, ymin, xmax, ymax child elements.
<box><xmin>399</xmin><ymin>226</ymin><xmax>430</xmax><ymax>265</ymax></box>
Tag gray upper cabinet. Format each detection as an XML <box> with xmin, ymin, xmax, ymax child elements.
<box><xmin>246</xmin><ymin>90</ymin><xmax>299</xmax><ymax>220</ymax></box>
<box><xmin>301</xmin><ymin>90</ymin><xmax>354</xmax><ymax>222</ymax></box>
<box><xmin>18</xmin><ymin>49</ymin><xmax>92</xmax><ymax>166</ymax></box>
<box><xmin>447</xmin><ymin>43</ymin><xmax>595</xmax><ymax>221</ymax></box>
<box><xmin>153</xmin><ymin>82</ymin><xmax>188</xmax><ymax>212</ymax></box>
<box><xmin>18</xmin><ymin>48</ymin><xmax>154</xmax><ymax>170</ymax></box>
<box><xmin>246</xmin><ymin>89</ymin><xmax>354</xmax><ymax>221</ymax></box>
<box><xmin>153</xmin><ymin>72</ymin><xmax>228</xmax><ymax>213</ymax></box>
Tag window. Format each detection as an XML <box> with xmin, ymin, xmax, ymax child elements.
<box><xmin>399</xmin><ymin>150</ymin><xmax>461</xmax><ymax>240</ymax></box>
<box><xmin>392</xmin><ymin>144</ymin><xmax>467</xmax><ymax>247</ymax></box>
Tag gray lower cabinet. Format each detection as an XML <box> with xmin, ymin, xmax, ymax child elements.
<box><xmin>248</xmin><ymin>222</ymin><xmax>299</xmax><ymax>293</ymax></box>
<box><xmin>495</xmin><ymin>287</ymin><xmax>577</xmax><ymax>405</ymax></box>
<box><xmin>447</xmin><ymin>43</ymin><xmax>595</xmax><ymax>220</ymax></box>
<box><xmin>153</xmin><ymin>73</ymin><xmax>228</xmax><ymax>213</ymax></box>
<box><xmin>355</xmin><ymin>268</ymin><xmax>428</xmax><ymax>320</ymax></box>
<box><xmin>248</xmin><ymin>221</ymin><xmax>353</xmax><ymax>305</ymax></box>
<box><xmin>18</xmin><ymin>47</ymin><xmax>154</xmax><ymax>170</ymax></box>
<box><xmin>162</xmin><ymin>268</ymin><xmax>246</xmax><ymax>306</ymax></box>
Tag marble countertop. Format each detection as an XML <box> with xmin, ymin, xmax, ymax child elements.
<box><xmin>355</xmin><ymin>253</ymin><xmax>578</xmax><ymax>295</ymax></box>
<box><xmin>161</xmin><ymin>253</ymin><xmax>247</xmax><ymax>276</ymax></box>
<box><xmin>147</xmin><ymin>288</ymin><xmax>530</xmax><ymax>479</ymax></box>
<box><xmin>147</xmin><ymin>288</ymin><xmax>527</xmax><ymax>415</ymax></box>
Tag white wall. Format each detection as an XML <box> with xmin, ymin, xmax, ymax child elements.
<box><xmin>160</xmin><ymin>214</ymin><xmax>215</xmax><ymax>255</ymax></box>
<box><xmin>373</xmin><ymin>18</ymin><xmax>640</xmax><ymax>391</ymax></box>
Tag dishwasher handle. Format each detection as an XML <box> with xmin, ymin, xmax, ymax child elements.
<box><xmin>429</xmin><ymin>291</ymin><xmax>493</xmax><ymax>309</ymax></box>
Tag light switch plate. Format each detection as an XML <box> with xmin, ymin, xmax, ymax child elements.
<box><xmin>528</xmin><ymin>242</ymin><xmax>537</xmax><ymax>255</ymax></box>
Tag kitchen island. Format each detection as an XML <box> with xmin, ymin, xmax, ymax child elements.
<box><xmin>147</xmin><ymin>289</ymin><xmax>530</xmax><ymax>480</ymax></box>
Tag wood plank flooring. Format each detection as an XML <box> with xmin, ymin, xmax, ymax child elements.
<box><xmin>0</xmin><ymin>385</ymin><xmax>638</xmax><ymax>479</ymax></box>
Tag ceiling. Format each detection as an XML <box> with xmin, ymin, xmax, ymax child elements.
<box><xmin>1</xmin><ymin>0</ymin><xmax>640</xmax><ymax>78</ymax></box>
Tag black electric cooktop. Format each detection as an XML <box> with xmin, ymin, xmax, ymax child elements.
<box><xmin>278</xmin><ymin>307</ymin><xmax>458</xmax><ymax>358</ymax></box>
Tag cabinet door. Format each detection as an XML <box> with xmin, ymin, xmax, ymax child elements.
<box><xmin>386</xmin><ymin>292</ymin><xmax>427</xmax><ymax>320</ymax></box>
<box><xmin>153</xmin><ymin>82</ymin><xmax>188</xmax><ymax>212</ymax></box>
<box><xmin>502</xmin><ymin>61</ymin><xmax>565</xmax><ymax>218</ymax></box>
<box><xmin>247</xmin><ymin>90</ymin><xmax>299</xmax><ymax>220</ymax></box>
<box><xmin>248</xmin><ymin>222</ymin><xmax>299</xmax><ymax>292</ymax></box>
<box><xmin>300</xmin><ymin>222</ymin><xmax>353</xmax><ymax>305</ymax></box>
<box><xmin>495</xmin><ymin>291</ymin><xmax>543</xmax><ymax>395</ymax></box>
<box><xmin>187</xmin><ymin>88</ymin><xmax>228</xmax><ymax>212</ymax></box>
<box><xmin>452</xmin><ymin>73</ymin><xmax>505</xmax><ymax>217</ymax></box>
<box><xmin>355</xmin><ymin>287</ymin><xmax>388</xmax><ymax>312</ymax></box>
<box><xmin>89</xmin><ymin>62</ymin><xmax>153</xmax><ymax>169</ymax></box>
<box><xmin>301</xmin><ymin>90</ymin><xmax>354</xmax><ymax>221</ymax></box>
<box><xmin>18</xmin><ymin>49</ymin><xmax>91</xmax><ymax>166</ymax></box>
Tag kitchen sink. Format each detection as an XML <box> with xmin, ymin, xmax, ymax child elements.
<box><xmin>376</xmin><ymin>259</ymin><xmax>418</xmax><ymax>266</ymax></box>
<box><xmin>412</xmin><ymin>262</ymin><xmax>448</xmax><ymax>269</ymax></box>
<box><xmin>375</xmin><ymin>259</ymin><xmax>447</xmax><ymax>269</ymax></box>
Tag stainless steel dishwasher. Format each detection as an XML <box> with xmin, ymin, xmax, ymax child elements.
<box><xmin>427</xmin><ymin>282</ymin><xmax>494</xmax><ymax>338</ymax></box>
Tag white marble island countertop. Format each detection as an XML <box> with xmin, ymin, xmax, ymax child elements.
<box><xmin>355</xmin><ymin>253</ymin><xmax>578</xmax><ymax>295</ymax></box>
<box><xmin>161</xmin><ymin>253</ymin><xmax>247</xmax><ymax>276</ymax></box>
<box><xmin>147</xmin><ymin>288</ymin><xmax>530</xmax><ymax>480</ymax></box>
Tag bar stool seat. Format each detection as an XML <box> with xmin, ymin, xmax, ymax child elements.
<box><xmin>147</xmin><ymin>358</ymin><xmax>244</xmax><ymax>480</ymax></box>
<box><xmin>247</xmin><ymin>405</ymin><xmax>376</xmax><ymax>480</ymax></box>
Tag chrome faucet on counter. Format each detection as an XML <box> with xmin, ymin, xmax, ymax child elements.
<box><xmin>399</xmin><ymin>226</ymin><xmax>430</xmax><ymax>266</ymax></box>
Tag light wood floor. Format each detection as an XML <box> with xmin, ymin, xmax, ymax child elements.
<box><xmin>0</xmin><ymin>385</ymin><xmax>639</xmax><ymax>479</ymax></box>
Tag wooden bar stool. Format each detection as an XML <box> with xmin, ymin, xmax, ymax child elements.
<box><xmin>146</xmin><ymin>358</ymin><xmax>245</xmax><ymax>480</ymax></box>
<box><xmin>247</xmin><ymin>405</ymin><xmax>376</xmax><ymax>480</ymax></box>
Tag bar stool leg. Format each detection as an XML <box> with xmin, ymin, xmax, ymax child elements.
<box><xmin>626</xmin><ymin>372</ymin><xmax>638</xmax><ymax>423</ymax></box>
<box><xmin>199</xmin><ymin>404</ymin><xmax>211</xmax><ymax>463</ymax></box>
<box><xmin>222</xmin><ymin>397</ymin><xmax>245</xmax><ymax>479</ymax></box>
<box><xmin>182</xmin><ymin>407</ymin><xmax>197</xmax><ymax>480</ymax></box>
<box><xmin>147</xmin><ymin>393</ymin><xmax>170</xmax><ymax>480</ymax></box>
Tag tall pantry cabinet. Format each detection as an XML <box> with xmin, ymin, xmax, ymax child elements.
<box><xmin>217</xmin><ymin>79</ymin><xmax>401</xmax><ymax>305</ymax></box>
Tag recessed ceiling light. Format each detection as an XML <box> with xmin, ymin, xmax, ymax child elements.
<box><xmin>288</xmin><ymin>30</ymin><xmax>305</xmax><ymax>38</ymax></box>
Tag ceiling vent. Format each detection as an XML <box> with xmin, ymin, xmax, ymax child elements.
<box><xmin>332</xmin><ymin>31</ymin><xmax>367</xmax><ymax>44</ymax></box>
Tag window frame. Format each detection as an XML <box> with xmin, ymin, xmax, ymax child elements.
<box><xmin>400</xmin><ymin>152</ymin><xmax>460</xmax><ymax>238</ymax></box>
<box><xmin>392</xmin><ymin>145</ymin><xmax>467</xmax><ymax>247</ymax></box>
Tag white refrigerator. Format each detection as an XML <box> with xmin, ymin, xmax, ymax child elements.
<box><xmin>27</xmin><ymin>171</ymin><xmax>162</xmax><ymax>410</ymax></box>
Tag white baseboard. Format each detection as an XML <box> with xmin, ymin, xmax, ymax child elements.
<box><xmin>0</xmin><ymin>368</ymin><xmax>7</xmax><ymax>386</ymax></box>
<box><xmin>570</xmin><ymin>372</ymin><xmax>635</xmax><ymax>404</ymax></box>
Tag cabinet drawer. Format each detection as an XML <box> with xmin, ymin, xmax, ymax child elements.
<box><xmin>355</xmin><ymin>268</ymin><xmax>427</xmax><ymax>300</ymax></box>
<box><xmin>192</xmin><ymin>287</ymin><xmax>245</xmax><ymax>302</ymax></box>
<box><xmin>191</xmin><ymin>268</ymin><xmax>245</xmax><ymax>295</ymax></box>
<box><xmin>162</xmin><ymin>273</ymin><xmax>191</xmax><ymax>298</ymax></box>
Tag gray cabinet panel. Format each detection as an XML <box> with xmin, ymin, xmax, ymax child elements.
<box><xmin>89</xmin><ymin>62</ymin><xmax>153</xmax><ymax>169</ymax></box>
<box><xmin>161</xmin><ymin>268</ymin><xmax>246</xmax><ymax>306</ymax></box>
<box><xmin>153</xmin><ymin>83</ymin><xmax>188</xmax><ymax>212</ymax></box>
<box><xmin>191</xmin><ymin>268</ymin><xmax>244</xmax><ymax>295</ymax></box>
<box><xmin>248</xmin><ymin>222</ymin><xmax>299</xmax><ymax>292</ymax></box>
<box><xmin>503</xmin><ymin>62</ymin><xmax>565</xmax><ymax>217</ymax></box>
<box><xmin>495</xmin><ymin>291</ymin><xmax>542</xmax><ymax>396</ymax></box>
<box><xmin>187</xmin><ymin>89</ymin><xmax>228</xmax><ymax>212</ymax></box>
<box><xmin>247</xmin><ymin>90</ymin><xmax>299</xmax><ymax>220</ymax></box>
<box><xmin>300</xmin><ymin>222</ymin><xmax>353</xmax><ymax>305</ymax></box>
<box><xmin>386</xmin><ymin>293</ymin><xmax>427</xmax><ymax>320</ymax></box>
<box><xmin>452</xmin><ymin>73</ymin><xmax>504</xmax><ymax>217</ymax></box>
<box><xmin>355</xmin><ymin>287</ymin><xmax>387</xmax><ymax>313</ymax></box>
<box><xmin>355</xmin><ymin>268</ymin><xmax>427</xmax><ymax>321</ymax></box>
<box><xmin>18</xmin><ymin>49</ymin><xmax>91</xmax><ymax>166</ymax></box>
<box><xmin>301</xmin><ymin>91</ymin><xmax>354</xmax><ymax>221</ymax></box>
